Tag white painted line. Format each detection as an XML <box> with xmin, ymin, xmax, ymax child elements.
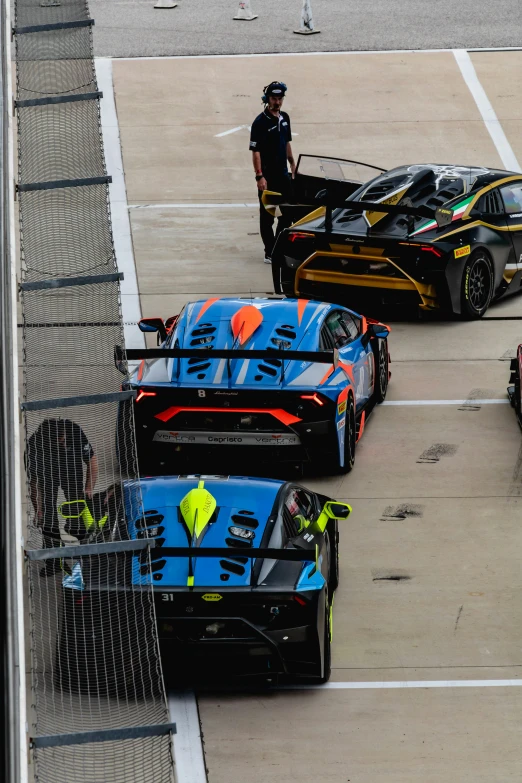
<box><xmin>95</xmin><ymin>58</ymin><xmax>145</xmax><ymax>353</ymax></box>
<box><xmin>98</xmin><ymin>47</ymin><xmax>522</xmax><ymax>64</ymax></box>
<box><xmin>129</xmin><ymin>202</ymin><xmax>258</xmax><ymax>210</ymax></box>
<box><xmin>453</xmin><ymin>50</ymin><xmax>521</xmax><ymax>173</ymax></box>
<box><xmin>287</xmin><ymin>679</ymin><xmax>522</xmax><ymax>690</ymax></box>
<box><xmin>169</xmin><ymin>691</ymin><xmax>207</xmax><ymax>783</ymax></box>
<box><xmin>383</xmin><ymin>398</ymin><xmax>508</xmax><ymax>406</ymax></box>
<box><xmin>214</xmin><ymin>125</ymin><xmax>245</xmax><ymax>138</ymax></box>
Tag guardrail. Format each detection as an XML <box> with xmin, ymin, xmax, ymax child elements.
<box><xmin>13</xmin><ymin>0</ymin><xmax>175</xmax><ymax>780</ymax></box>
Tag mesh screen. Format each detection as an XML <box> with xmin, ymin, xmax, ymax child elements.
<box><xmin>15</xmin><ymin>0</ymin><xmax>175</xmax><ymax>779</ymax></box>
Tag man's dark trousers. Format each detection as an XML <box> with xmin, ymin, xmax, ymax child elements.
<box><xmin>259</xmin><ymin>174</ymin><xmax>293</xmax><ymax>258</ymax></box>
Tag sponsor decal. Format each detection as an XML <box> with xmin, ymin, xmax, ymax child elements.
<box><xmin>509</xmin><ymin>212</ymin><xmax>522</xmax><ymax>218</ymax></box>
<box><xmin>153</xmin><ymin>430</ymin><xmax>300</xmax><ymax>446</ymax></box>
<box><xmin>337</xmin><ymin>417</ymin><xmax>346</xmax><ymax>430</ymax></box>
<box><xmin>454</xmin><ymin>245</ymin><xmax>471</xmax><ymax>259</ymax></box>
<box><xmin>202</xmin><ymin>593</ymin><xmax>222</xmax><ymax>602</ymax></box>
<box><xmin>337</xmin><ymin>400</ymin><xmax>347</xmax><ymax>415</ymax></box>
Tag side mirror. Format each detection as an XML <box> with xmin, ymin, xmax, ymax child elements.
<box><xmin>164</xmin><ymin>314</ymin><xmax>179</xmax><ymax>332</ymax></box>
<box><xmin>361</xmin><ymin>321</ymin><xmax>389</xmax><ymax>347</ymax></box>
<box><xmin>114</xmin><ymin>345</ymin><xmax>127</xmax><ymax>375</ymax></box>
<box><xmin>261</xmin><ymin>190</ymin><xmax>284</xmax><ymax>217</ymax></box>
<box><xmin>323</xmin><ymin>500</ymin><xmax>352</xmax><ymax>520</ymax></box>
<box><xmin>138</xmin><ymin>318</ymin><xmax>167</xmax><ymax>342</ymax></box>
<box><xmin>367</xmin><ymin>322</ymin><xmax>389</xmax><ymax>339</ymax></box>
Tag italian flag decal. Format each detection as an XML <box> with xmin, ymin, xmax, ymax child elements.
<box><xmin>412</xmin><ymin>194</ymin><xmax>475</xmax><ymax>236</ymax></box>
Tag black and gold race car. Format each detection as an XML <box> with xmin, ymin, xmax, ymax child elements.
<box><xmin>269</xmin><ymin>157</ymin><xmax>522</xmax><ymax>318</ymax></box>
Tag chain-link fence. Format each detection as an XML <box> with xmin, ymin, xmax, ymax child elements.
<box><xmin>14</xmin><ymin>0</ymin><xmax>175</xmax><ymax>779</ymax></box>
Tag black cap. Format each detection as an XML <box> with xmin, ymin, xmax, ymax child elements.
<box><xmin>264</xmin><ymin>81</ymin><xmax>287</xmax><ymax>97</ymax></box>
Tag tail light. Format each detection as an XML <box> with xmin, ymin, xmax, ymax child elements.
<box><xmin>135</xmin><ymin>390</ymin><xmax>157</xmax><ymax>403</ymax></box>
<box><xmin>300</xmin><ymin>393</ymin><xmax>325</xmax><ymax>407</ymax></box>
<box><xmin>420</xmin><ymin>245</ymin><xmax>442</xmax><ymax>257</ymax></box>
<box><xmin>288</xmin><ymin>231</ymin><xmax>315</xmax><ymax>243</ymax></box>
<box><xmin>399</xmin><ymin>242</ymin><xmax>443</xmax><ymax>258</ymax></box>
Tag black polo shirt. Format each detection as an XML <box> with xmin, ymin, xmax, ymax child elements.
<box><xmin>249</xmin><ymin>109</ymin><xmax>292</xmax><ymax>182</ymax></box>
<box><xmin>27</xmin><ymin>419</ymin><xmax>94</xmax><ymax>502</ymax></box>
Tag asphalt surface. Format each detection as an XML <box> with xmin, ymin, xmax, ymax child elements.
<box><xmin>91</xmin><ymin>0</ymin><xmax>522</xmax><ymax>58</ymax></box>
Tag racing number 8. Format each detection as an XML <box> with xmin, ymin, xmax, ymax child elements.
<box><xmin>198</xmin><ymin>389</ymin><xmax>206</xmax><ymax>398</ymax></box>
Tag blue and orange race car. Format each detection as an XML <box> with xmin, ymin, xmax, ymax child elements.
<box><xmin>117</xmin><ymin>297</ymin><xmax>390</xmax><ymax>475</ymax></box>
<box><xmin>56</xmin><ymin>474</ymin><xmax>352</xmax><ymax>687</ymax></box>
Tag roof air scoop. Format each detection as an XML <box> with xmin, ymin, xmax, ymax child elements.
<box><xmin>180</xmin><ymin>480</ymin><xmax>217</xmax><ymax>544</ymax></box>
<box><xmin>231</xmin><ymin>305</ymin><xmax>263</xmax><ymax>346</ymax></box>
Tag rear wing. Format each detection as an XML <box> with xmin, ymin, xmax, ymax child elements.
<box><xmin>115</xmin><ymin>345</ymin><xmax>336</xmax><ymax>381</ymax></box>
<box><xmin>27</xmin><ymin>541</ymin><xmax>316</xmax><ymax>563</ymax></box>
<box><xmin>262</xmin><ymin>190</ymin><xmax>454</xmax><ymax>229</ymax></box>
<box><xmin>119</xmin><ymin>347</ymin><xmax>334</xmax><ymax>363</ymax></box>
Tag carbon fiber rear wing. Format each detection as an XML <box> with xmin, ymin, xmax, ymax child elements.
<box><xmin>120</xmin><ymin>347</ymin><xmax>334</xmax><ymax>363</ymax></box>
<box><xmin>262</xmin><ymin>190</ymin><xmax>454</xmax><ymax>228</ymax></box>
<box><xmin>115</xmin><ymin>346</ymin><xmax>336</xmax><ymax>382</ymax></box>
<box><xmin>27</xmin><ymin>540</ymin><xmax>316</xmax><ymax>563</ymax></box>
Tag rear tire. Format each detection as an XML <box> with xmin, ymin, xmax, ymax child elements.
<box><xmin>513</xmin><ymin>354</ymin><xmax>522</xmax><ymax>420</ymax></box>
<box><xmin>373</xmin><ymin>339</ymin><xmax>389</xmax><ymax>403</ymax></box>
<box><xmin>460</xmin><ymin>251</ymin><xmax>494</xmax><ymax>319</ymax></box>
<box><xmin>318</xmin><ymin>595</ymin><xmax>332</xmax><ymax>685</ymax></box>
<box><xmin>327</xmin><ymin>520</ymin><xmax>339</xmax><ymax>595</ymax></box>
<box><xmin>339</xmin><ymin>396</ymin><xmax>356</xmax><ymax>474</ymax></box>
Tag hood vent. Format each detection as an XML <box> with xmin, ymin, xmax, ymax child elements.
<box><xmin>220</xmin><ymin>515</ymin><xmax>255</xmax><ymax>577</ymax></box>
<box><xmin>220</xmin><ymin>559</ymin><xmax>246</xmax><ymax>576</ymax></box>
<box><xmin>190</xmin><ymin>324</ymin><xmax>216</xmax><ymax>347</ymax></box>
<box><xmin>232</xmin><ymin>513</ymin><xmax>259</xmax><ymax>530</ymax></box>
<box><xmin>363</xmin><ymin>180</ymin><xmax>399</xmax><ymax>201</ymax></box>
<box><xmin>225</xmin><ymin>537</ymin><xmax>252</xmax><ymax>548</ymax></box>
<box><xmin>135</xmin><ymin>511</ymin><xmax>165</xmax><ymax>530</ymax></box>
<box><xmin>136</xmin><ymin>510</ymin><xmax>167</xmax><ymax>580</ymax></box>
<box><xmin>186</xmin><ymin>354</ymin><xmax>212</xmax><ymax>378</ymax></box>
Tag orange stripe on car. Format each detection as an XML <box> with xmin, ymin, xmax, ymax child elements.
<box><xmin>195</xmin><ymin>297</ymin><xmax>220</xmax><ymax>324</ymax></box>
<box><xmin>231</xmin><ymin>305</ymin><xmax>263</xmax><ymax>345</ymax></box>
<box><xmin>338</xmin><ymin>360</ymin><xmax>355</xmax><ymax>385</ymax></box>
<box><xmin>319</xmin><ymin>365</ymin><xmax>334</xmax><ymax>386</ymax></box>
<box><xmin>297</xmin><ymin>298</ymin><xmax>309</xmax><ymax>326</ymax></box>
<box><xmin>137</xmin><ymin>359</ymin><xmax>145</xmax><ymax>381</ymax></box>
<box><xmin>356</xmin><ymin>411</ymin><xmax>366</xmax><ymax>443</ymax></box>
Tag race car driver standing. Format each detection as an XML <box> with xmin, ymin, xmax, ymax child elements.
<box><xmin>250</xmin><ymin>81</ymin><xmax>296</xmax><ymax>264</ymax></box>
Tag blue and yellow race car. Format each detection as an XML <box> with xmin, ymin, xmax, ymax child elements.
<box><xmin>118</xmin><ymin>297</ymin><xmax>390</xmax><ymax>475</ymax></box>
<box><xmin>56</xmin><ymin>475</ymin><xmax>352</xmax><ymax>686</ymax></box>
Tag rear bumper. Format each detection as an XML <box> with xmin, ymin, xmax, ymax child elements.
<box><xmin>295</xmin><ymin>268</ymin><xmax>439</xmax><ymax>310</ymax></box>
<box><xmin>156</xmin><ymin>615</ymin><xmax>320</xmax><ymax>677</ymax></box>
<box><xmin>135</xmin><ymin>408</ymin><xmax>336</xmax><ymax>469</ymax></box>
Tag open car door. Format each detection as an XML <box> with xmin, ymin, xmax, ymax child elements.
<box><xmin>294</xmin><ymin>155</ymin><xmax>386</xmax><ymax>203</ymax></box>
<box><xmin>271</xmin><ymin>155</ymin><xmax>387</xmax><ymax>224</ymax></box>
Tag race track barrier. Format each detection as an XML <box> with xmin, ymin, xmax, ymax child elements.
<box><xmin>14</xmin><ymin>0</ymin><xmax>175</xmax><ymax>780</ymax></box>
